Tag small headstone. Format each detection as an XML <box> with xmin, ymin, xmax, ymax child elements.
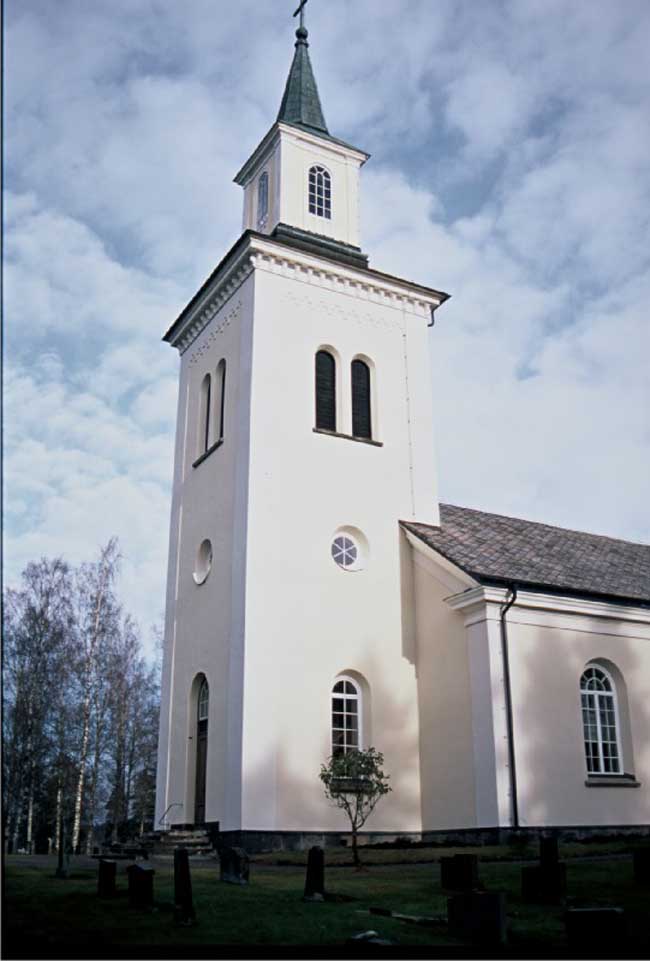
<box><xmin>521</xmin><ymin>863</ymin><xmax>567</xmax><ymax>904</ymax></box>
<box><xmin>126</xmin><ymin>863</ymin><xmax>155</xmax><ymax>910</ymax></box>
<box><xmin>633</xmin><ymin>849</ymin><xmax>650</xmax><ymax>886</ymax></box>
<box><xmin>540</xmin><ymin>835</ymin><xmax>559</xmax><ymax>869</ymax></box>
<box><xmin>219</xmin><ymin>846</ymin><xmax>249</xmax><ymax>885</ymax></box>
<box><xmin>565</xmin><ymin>907</ymin><xmax>625</xmax><ymax>949</ymax></box>
<box><xmin>303</xmin><ymin>846</ymin><xmax>325</xmax><ymax>902</ymax></box>
<box><xmin>448</xmin><ymin>892</ymin><xmax>507</xmax><ymax>946</ymax></box>
<box><xmin>347</xmin><ymin>931</ymin><xmax>396</xmax><ymax>947</ymax></box>
<box><xmin>97</xmin><ymin>858</ymin><xmax>117</xmax><ymax>898</ymax></box>
<box><xmin>440</xmin><ymin>854</ymin><xmax>479</xmax><ymax>892</ymax></box>
<box><xmin>174</xmin><ymin>848</ymin><xmax>196</xmax><ymax>925</ymax></box>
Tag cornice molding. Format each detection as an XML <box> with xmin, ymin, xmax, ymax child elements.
<box><xmin>169</xmin><ymin>234</ymin><xmax>445</xmax><ymax>353</ymax></box>
<box><xmin>445</xmin><ymin>584</ymin><xmax>650</xmax><ymax>626</ymax></box>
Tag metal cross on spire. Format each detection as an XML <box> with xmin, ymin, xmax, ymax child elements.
<box><xmin>293</xmin><ymin>0</ymin><xmax>308</xmax><ymax>30</ymax></box>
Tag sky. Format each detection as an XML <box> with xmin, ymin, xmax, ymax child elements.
<box><xmin>5</xmin><ymin>0</ymin><xmax>650</xmax><ymax>655</ymax></box>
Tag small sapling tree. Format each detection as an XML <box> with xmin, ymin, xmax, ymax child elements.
<box><xmin>319</xmin><ymin>747</ymin><xmax>391</xmax><ymax>868</ymax></box>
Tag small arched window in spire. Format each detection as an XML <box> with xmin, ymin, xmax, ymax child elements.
<box><xmin>315</xmin><ymin>350</ymin><xmax>336</xmax><ymax>431</ymax></box>
<box><xmin>199</xmin><ymin>373</ymin><xmax>212</xmax><ymax>454</ymax></box>
<box><xmin>198</xmin><ymin>677</ymin><xmax>209</xmax><ymax>722</ymax></box>
<box><xmin>257</xmin><ymin>171</ymin><xmax>269</xmax><ymax>230</ymax></box>
<box><xmin>351</xmin><ymin>359</ymin><xmax>372</xmax><ymax>439</ymax></box>
<box><xmin>309</xmin><ymin>166</ymin><xmax>331</xmax><ymax>219</ymax></box>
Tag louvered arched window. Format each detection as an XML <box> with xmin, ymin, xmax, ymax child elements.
<box><xmin>331</xmin><ymin>677</ymin><xmax>360</xmax><ymax>756</ymax></box>
<box><xmin>199</xmin><ymin>373</ymin><xmax>212</xmax><ymax>454</ymax></box>
<box><xmin>580</xmin><ymin>665</ymin><xmax>622</xmax><ymax>775</ymax></box>
<box><xmin>315</xmin><ymin>350</ymin><xmax>336</xmax><ymax>431</ymax></box>
<box><xmin>351</xmin><ymin>359</ymin><xmax>372</xmax><ymax>439</ymax></box>
<box><xmin>309</xmin><ymin>166</ymin><xmax>331</xmax><ymax>219</ymax></box>
<box><xmin>215</xmin><ymin>359</ymin><xmax>226</xmax><ymax>442</ymax></box>
<box><xmin>198</xmin><ymin>677</ymin><xmax>209</xmax><ymax>722</ymax></box>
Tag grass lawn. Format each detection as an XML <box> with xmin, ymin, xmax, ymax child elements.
<box><xmin>3</xmin><ymin>848</ymin><xmax>649</xmax><ymax>958</ymax></box>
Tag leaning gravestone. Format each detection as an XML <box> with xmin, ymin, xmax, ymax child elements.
<box><xmin>440</xmin><ymin>854</ymin><xmax>479</xmax><ymax>892</ymax></box>
<box><xmin>303</xmin><ymin>846</ymin><xmax>325</xmax><ymax>901</ymax></box>
<box><xmin>539</xmin><ymin>834</ymin><xmax>559</xmax><ymax>869</ymax></box>
<box><xmin>219</xmin><ymin>846</ymin><xmax>250</xmax><ymax>885</ymax></box>
<box><xmin>174</xmin><ymin>848</ymin><xmax>196</xmax><ymax>925</ymax></box>
<box><xmin>126</xmin><ymin>863</ymin><xmax>155</xmax><ymax>910</ymax></box>
<box><xmin>97</xmin><ymin>858</ymin><xmax>117</xmax><ymax>898</ymax></box>
<box><xmin>633</xmin><ymin>849</ymin><xmax>650</xmax><ymax>886</ymax></box>
<box><xmin>448</xmin><ymin>891</ymin><xmax>507</xmax><ymax>946</ymax></box>
<box><xmin>565</xmin><ymin>907</ymin><xmax>625</xmax><ymax>949</ymax></box>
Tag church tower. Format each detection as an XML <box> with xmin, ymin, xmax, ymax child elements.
<box><xmin>155</xmin><ymin>10</ymin><xmax>449</xmax><ymax>841</ymax></box>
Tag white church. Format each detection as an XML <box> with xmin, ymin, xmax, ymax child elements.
<box><xmin>155</xmin><ymin>13</ymin><xmax>650</xmax><ymax>848</ymax></box>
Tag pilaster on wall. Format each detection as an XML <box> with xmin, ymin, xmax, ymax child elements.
<box><xmin>466</xmin><ymin>614</ymin><xmax>513</xmax><ymax>828</ymax></box>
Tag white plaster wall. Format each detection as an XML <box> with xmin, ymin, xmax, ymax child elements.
<box><xmin>155</xmin><ymin>274</ymin><xmax>255</xmax><ymax>831</ymax></box>
<box><xmin>238</xmin><ymin>263</ymin><xmax>440</xmax><ymax>833</ymax></box>
<box><xmin>411</xmin><ymin>555</ymin><xmax>477</xmax><ymax>829</ymax></box>
<box><xmin>506</xmin><ymin>608</ymin><xmax>650</xmax><ymax>826</ymax></box>
<box><xmin>241</xmin><ymin>126</ymin><xmax>364</xmax><ymax>247</ymax></box>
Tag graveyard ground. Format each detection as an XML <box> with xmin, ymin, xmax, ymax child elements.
<box><xmin>3</xmin><ymin>844</ymin><xmax>650</xmax><ymax>958</ymax></box>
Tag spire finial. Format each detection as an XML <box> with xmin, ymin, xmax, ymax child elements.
<box><xmin>293</xmin><ymin>0</ymin><xmax>308</xmax><ymax>41</ymax></box>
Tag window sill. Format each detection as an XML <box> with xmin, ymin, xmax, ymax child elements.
<box><xmin>192</xmin><ymin>438</ymin><xmax>223</xmax><ymax>468</ymax></box>
<box><xmin>313</xmin><ymin>428</ymin><xmax>383</xmax><ymax>448</ymax></box>
<box><xmin>585</xmin><ymin>774</ymin><xmax>640</xmax><ymax>788</ymax></box>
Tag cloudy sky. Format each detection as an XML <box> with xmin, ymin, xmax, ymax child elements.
<box><xmin>5</xmin><ymin>0</ymin><xmax>650</xmax><ymax>653</ymax></box>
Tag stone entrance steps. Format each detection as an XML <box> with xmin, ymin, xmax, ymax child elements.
<box><xmin>154</xmin><ymin>829</ymin><xmax>215</xmax><ymax>859</ymax></box>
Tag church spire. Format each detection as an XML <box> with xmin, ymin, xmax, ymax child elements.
<box><xmin>277</xmin><ymin>1</ymin><xmax>329</xmax><ymax>135</ymax></box>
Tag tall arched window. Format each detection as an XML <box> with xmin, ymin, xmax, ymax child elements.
<box><xmin>215</xmin><ymin>359</ymin><xmax>226</xmax><ymax>442</ymax></box>
<box><xmin>198</xmin><ymin>677</ymin><xmax>209</xmax><ymax>722</ymax></box>
<box><xmin>580</xmin><ymin>665</ymin><xmax>622</xmax><ymax>775</ymax></box>
<box><xmin>308</xmin><ymin>165</ymin><xmax>331</xmax><ymax>219</ymax></box>
<box><xmin>331</xmin><ymin>677</ymin><xmax>360</xmax><ymax>756</ymax></box>
<box><xmin>351</xmin><ymin>359</ymin><xmax>372</xmax><ymax>439</ymax></box>
<box><xmin>315</xmin><ymin>350</ymin><xmax>336</xmax><ymax>431</ymax></box>
<box><xmin>199</xmin><ymin>373</ymin><xmax>212</xmax><ymax>454</ymax></box>
<box><xmin>257</xmin><ymin>171</ymin><xmax>269</xmax><ymax>229</ymax></box>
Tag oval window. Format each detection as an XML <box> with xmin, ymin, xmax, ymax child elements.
<box><xmin>330</xmin><ymin>528</ymin><xmax>367</xmax><ymax>572</ymax></box>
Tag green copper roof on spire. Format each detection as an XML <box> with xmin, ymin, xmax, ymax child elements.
<box><xmin>277</xmin><ymin>24</ymin><xmax>329</xmax><ymax>135</ymax></box>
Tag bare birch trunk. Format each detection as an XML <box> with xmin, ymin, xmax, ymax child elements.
<box><xmin>71</xmin><ymin>694</ymin><xmax>91</xmax><ymax>853</ymax></box>
<box><xmin>54</xmin><ymin>784</ymin><xmax>62</xmax><ymax>854</ymax></box>
<box><xmin>26</xmin><ymin>783</ymin><xmax>34</xmax><ymax>855</ymax></box>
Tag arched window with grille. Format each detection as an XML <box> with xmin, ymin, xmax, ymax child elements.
<box><xmin>199</xmin><ymin>373</ymin><xmax>212</xmax><ymax>454</ymax></box>
<box><xmin>315</xmin><ymin>350</ymin><xmax>336</xmax><ymax>431</ymax></box>
<box><xmin>351</xmin><ymin>359</ymin><xmax>372</xmax><ymax>439</ymax></box>
<box><xmin>331</xmin><ymin>677</ymin><xmax>361</xmax><ymax>756</ymax></box>
<box><xmin>580</xmin><ymin>665</ymin><xmax>622</xmax><ymax>775</ymax></box>
<box><xmin>257</xmin><ymin>171</ymin><xmax>269</xmax><ymax>229</ymax></box>
<box><xmin>308</xmin><ymin>165</ymin><xmax>331</xmax><ymax>219</ymax></box>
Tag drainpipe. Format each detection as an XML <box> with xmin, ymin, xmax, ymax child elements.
<box><xmin>500</xmin><ymin>584</ymin><xmax>519</xmax><ymax>829</ymax></box>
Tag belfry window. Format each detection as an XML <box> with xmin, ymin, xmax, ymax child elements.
<box><xmin>215</xmin><ymin>359</ymin><xmax>226</xmax><ymax>443</ymax></box>
<box><xmin>309</xmin><ymin>165</ymin><xmax>331</xmax><ymax>219</ymax></box>
<box><xmin>315</xmin><ymin>350</ymin><xmax>336</xmax><ymax>431</ymax></box>
<box><xmin>351</xmin><ymin>359</ymin><xmax>372</xmax><ymax>439</ymax></box>
<box><xmin>331</xmin><ymin>678</ymin><xmax>360</xmax><ymax>756</ymax></box>
<box><xmin>198</xmin><ymin>677</ymin><xmax>209</xmax><ymax>722</ymax></box>
<box><xmin>580</xmin><ymin>665</ymin><xmax>622</xmax><ymax>775</ymax></box>
<box><xmin>199</xmin><ymin>373</ymin><xmax>212</xmax><ymax>454</ymax></box>
<box><xmin>257</xmin><ymin>171</ymin><xmax>269</xmax><ymax>229</ymax></box>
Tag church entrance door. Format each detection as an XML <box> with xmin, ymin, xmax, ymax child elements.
<box><xmin>194</xmin><ymin>678</ymin><xmax>209</xmax><ymax>826</ymax></box>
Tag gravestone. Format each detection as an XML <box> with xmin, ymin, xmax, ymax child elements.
<box><xmin>633</xmin><ymin>849</ymin><xmax>650</xmax><ymax>886</ymax></box>
<box><xmin>174</xmin><ymin>848</ymin><xmax>196</xmax><ymax>925</ymax></box>
<box><xmin>540</xmin><ymin>835</ymin><xmax>559</xmax><ymax>869</ymax></box>
<box><xmin>219</xmin><ymin>846</ymin><xmax>249</xmax><ymax>885</ymax></box>
<box><xmin>303</xmin><ymin>846</ymin><xmax>325</xmax><ymax>901</ymax></box>
<box><xmin>522</xmin><ymin>834</ymin><xmax>566</xmax><ymax>903</ymax></box>
<box><xmin>440</xmin><ymin>854</ymin><xmax>479</xmax><ymax>892</ymax></box>
<box><xmin>565</xmin><ymin>907</ymin><xmax>625</xmax><ymax>949</ymax></box>
<box><xmin>126</xmin><ymin>863</ymin><xmax>155</xmax><ymax>910</ymax></box>
<box><xmin>97</xmin><ymin>859</ymin><xmax>117</xmax><ymax>898</ymax></box>
<box><xmin>448</xmin><ymin>892</ymin><xmax>507</xmax><ymax>946</ymax></box>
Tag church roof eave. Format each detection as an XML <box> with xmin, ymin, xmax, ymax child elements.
<box><xmin>233</xmin><ymin>121</ymin><xmax>369</xmax><ymax>187</ymax></box>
